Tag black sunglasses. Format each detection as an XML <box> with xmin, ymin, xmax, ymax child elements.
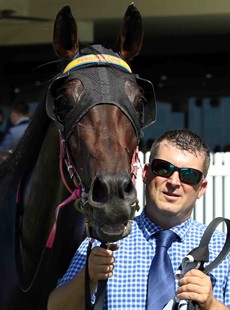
<box><xmin>151</xmin><ymin>159</ymin><xmax>203</xmax><ymax>185</ymax></box>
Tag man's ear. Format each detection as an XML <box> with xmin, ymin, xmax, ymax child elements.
<box><xmin>142</xmin><ymin>163</ymin><xmax>150</xmax><ymax>184</ymax></box>
<box><xmin>197</xmin><ymin>178</ymin><xmax>208</xmax><ymax>199</ymax></box>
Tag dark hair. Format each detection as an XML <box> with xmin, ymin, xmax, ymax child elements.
<box><xmin>149</xmin><ymin>129</ymin><xmax>210</xmax><ymax>177</ymax></box>
<box><xmin>10</xmin><ymin>100</ymin><xmax>29</xmax><ymax>115</ymax></box>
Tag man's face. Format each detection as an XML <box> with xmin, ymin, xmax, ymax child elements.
<box><xmin>143</xmin><ymin>141</ymin><xmax>207</xmax><ymax>227</ymax></box>
<box><xmin>10</xmin><ymin>111</ymin><xmax>18</xmax><ymax>125</ymax></box>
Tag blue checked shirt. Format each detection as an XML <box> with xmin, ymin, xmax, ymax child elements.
<box><xmin>57</xmin><ymin>210</ymin><xmax>230</xmax><ymax>309</ymax></box>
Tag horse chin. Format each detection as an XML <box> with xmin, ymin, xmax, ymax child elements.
<box><xmin>91</xmin><ymin>220</ymin><xmax>132</xmax><ymax>243</ymax></box>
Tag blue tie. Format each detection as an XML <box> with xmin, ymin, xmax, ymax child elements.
<box><xmin>147</xmin><ymin>230</ymin><xmax>178</xmax><ymax>310</ymax></box>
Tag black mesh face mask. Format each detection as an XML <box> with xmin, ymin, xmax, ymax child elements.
<box><xmin>46</xmin><ymin>46</ymin><xmax>156</xmax><ymax>139</ymax></box>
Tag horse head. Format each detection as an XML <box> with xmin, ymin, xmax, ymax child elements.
<box><xmin>47</xmin><ymin>4</ymin><xmax>156</xmax><ymax>243</ymax></box>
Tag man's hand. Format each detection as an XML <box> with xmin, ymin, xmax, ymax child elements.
<box><xmin>88</xmin><ymin>244</ymin><xmax>120</xmax><ymax>284</ymax></box>
<box><xmin>176</xmin><ymin>269</ymin><xmax>228</xmax><ymax>310</ymax></box>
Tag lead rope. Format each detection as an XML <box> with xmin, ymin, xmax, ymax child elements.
<box><xmin>85</xmin><ymin>240</ymin><xmax>110</xmax><ymax>310</ymax></box>
<box><xmin>174</xmin><ymin>217</ymin><xmax>230</xmax><ymax>309</ymax></box>
<box><xmin>85</xmin><ymin>145</ymin><xmax>141</xmax><ymax>310</ymax></box>
<box><xmin>85</xmin><ymin>239</ymin><xmax>94</xmax><ymax>310</ymax></box>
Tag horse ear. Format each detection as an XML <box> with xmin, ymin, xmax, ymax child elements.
<box><xmin>53</xmin><ymin>6</ymin><xmax>79</xmax><ymax>59</ymax></box>
<box><xmin>118</xmin><ymin>3</ymin><xmax>143</xmax><ymax>62</ymax></box>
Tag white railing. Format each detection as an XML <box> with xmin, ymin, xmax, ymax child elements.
<box><xmin>135</xmin><ymin>152</ymin><xmax>230</xmax><ymax>232</ymax></box>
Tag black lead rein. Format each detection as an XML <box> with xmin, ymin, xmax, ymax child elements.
<box><xmin>85</xmin><ymin>241</ymin><xmax>109</xmax><ymax>310</ymax></box>
<box><xmin>15</xmin><ymin>178</ymin><xmax>52</xmax><ymax>293</ymax></box>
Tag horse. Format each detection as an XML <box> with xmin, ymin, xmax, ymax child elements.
<box><xmin>0</xmin><ymin>4</ymin><xmax>156</xmax><ymax>309</ymax></box>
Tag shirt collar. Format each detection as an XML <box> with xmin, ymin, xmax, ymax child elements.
<box><xmin>135</xmin><ymin>208</ymin><xmax>192</xmax><ymax>243</ymax></box>
<box><xmin>15</xmin><ymin>116</ymin><xmax>30</xmax><ymax>125</ymax></box>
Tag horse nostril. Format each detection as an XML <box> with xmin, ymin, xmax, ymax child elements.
<box><xmin>91</xmin><ymin>174</ymin><xmax>135</xmax><ymax>204</ymax></box>
<box><xmin>119</xmin><ymin>177</ymin><xmax>134</xmax><ymax>199</ymax></box>
<box><xmin>92</xmin><ymin>176</ymin><xmax>108</xmax><ymax>203</ymax></box>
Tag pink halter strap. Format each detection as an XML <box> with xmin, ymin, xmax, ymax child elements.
<box><xmin>46</xmin><ymin>187</ymin><xmax>82</xmax><ymax>248</ymax></box>
<box><xmin>16</xmin><ymin>132</ymin><xmax>141</xmax><ymax>250</ymax></box>
<box><xmin>131</xmin><ymin>146</ymin><xmax>141</xmax><ymax>184</ymax></box>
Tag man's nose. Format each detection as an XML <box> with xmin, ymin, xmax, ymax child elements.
<box><xmin>167</xmin><ymin>171</ymin><xmax>181</xmax><ymax>185</ymax></box>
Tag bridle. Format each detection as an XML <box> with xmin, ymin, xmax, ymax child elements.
<box><xmin>15</xmin><ymin>115</ymin><xmax>141</xmax><ymax>294</ymax></box>
<box><xmin>47</xmin><ymin>129</ymin><xmax>141</xmax><ymax>248</ymax></box>
<box><xmin>45</xmin><ymin>48</ymin><xmax>152</xmax><ymax>243</ymax></box>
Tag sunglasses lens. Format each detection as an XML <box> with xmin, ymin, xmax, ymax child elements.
<box><xmin>151</xmin><ymin>159</ymin><xmax>203</xmax><ymax>185</ymax></box>
<box><xmin>151</xmin><ymin>160</ymin><xmax>173</xmax><ymax>177</ymax></box>
<box><xmin>180</xmin><ymin>169</ymin><xmax>202</xmax><ymax>185</ymax></box>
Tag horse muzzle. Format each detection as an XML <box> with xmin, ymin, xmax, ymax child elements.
<box><xmin>75</xmin><ymin>172</ymin><xmax>140</xmax><ymax>242</ymax></box>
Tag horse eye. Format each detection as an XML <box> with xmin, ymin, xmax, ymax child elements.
<box><xmin>136</xmin><ymin>96</ymin><xmax>146</xmax><ymax>113</ymax></box>
<box><xmin>53</xmin><ymin>94</ymin><xmax>74</xmax><ymax>122</ymax></box>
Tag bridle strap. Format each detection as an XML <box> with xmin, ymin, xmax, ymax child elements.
<box><xmin>47</xmin><ymin>129</ymin><xmax>84</xmax><ymax>248</ymax></box>
<box><xmin>59</xmin><ymin>131</ymin><xmax>72</xmax><ymax>194</ymax></box>
<box><xmin>59</xmin><ymin>130</ymin><xmax>83</xmax><ymax>193</ymax></box>
<box><xmin>131</xmin><ymin>146</ymin><xmax>141</xmax><ymax>184</ymax></box>
<box><xmin>63</xmin><ymin>54</ymin><xmax>132</xmax><ymax>74</ymax></box>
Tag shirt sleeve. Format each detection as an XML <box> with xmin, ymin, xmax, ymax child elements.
<box><xmin>57</xmin><ymin>237</ymin><xmax>90</xmax><ymax>287</ymax></box>
<box><xmin>221</xmin><ymin>255</ymin><xmax>230</xmax><ymax>306</ymax></box>
<box><xmin>208</xmin><ymin>233</ymin><xmax>230</xmax><ymax>307</ymax></box>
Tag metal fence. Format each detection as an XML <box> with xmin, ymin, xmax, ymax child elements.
<box><xmin>135</xmin><ymin>152</ymin><xmax>230</xmax><ymax>232</ymax></box>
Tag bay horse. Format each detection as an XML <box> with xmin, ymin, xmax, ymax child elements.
<box><xmin>0</xmin><ymin>4</ymin><xmax>156</xmax><ymax>309</ymax></box>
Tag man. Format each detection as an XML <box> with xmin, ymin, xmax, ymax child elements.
<box><xmin>0</xmin><ymin>100</ymin><xmax>30</xmax><ymax>151</ymax></box>
<box><xmin>48</xmin><ymin>129</ymin><xmax>230</xmax><ymax>309</ymax></box>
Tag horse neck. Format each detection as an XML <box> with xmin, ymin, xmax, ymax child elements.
<box><xmin>21</xmin><ymin>123</ymin><xmax>67</xmax><ymax>274</ymax></box>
